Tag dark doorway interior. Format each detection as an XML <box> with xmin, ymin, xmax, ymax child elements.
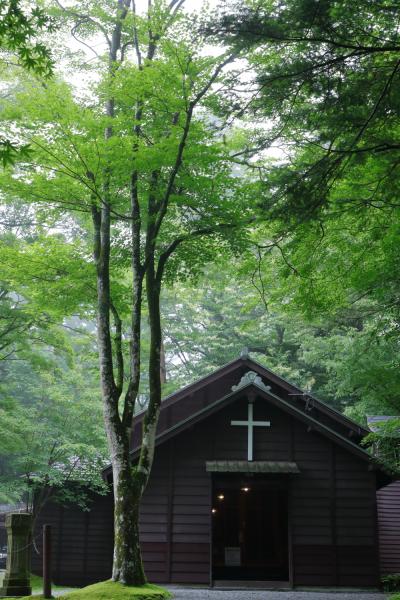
<box><xmin>212</xmin><ymin>475</ymin><xmax>289</xmax><ymax>581</ymax></box>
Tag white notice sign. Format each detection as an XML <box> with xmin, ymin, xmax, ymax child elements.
<box><xmin>224</xmin><ymin>546</ymin><xmax>241</xmax><ymax>566</ymax></box>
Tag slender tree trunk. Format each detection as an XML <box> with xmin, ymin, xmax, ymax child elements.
<box><xmin>144</xmin><ymin>264</ymin><xmax>163</xmax><ymax>472</ymax></box>
<box><xmin>111</xmin><ymin>258</ymin><xmax>162</xmax><ymax>585</ymax></box>
<box><xmin>111</xmin><ymin>193</ymin><xmax>146</xmax><ymax>585</ymax></box>
<box><xmin>112</xmin><ymin>455</ymin><xmax>146</xmax><ymax>584</ymax></box>
<box><xmin>160</xmin><ymin>339</ymin><xmax>167</xmax><ymax>384</ymax></box>
<box><xmin>92</xmin><ymin>195</ymin><xmax>146</xmax><ymax>584</ymax></box>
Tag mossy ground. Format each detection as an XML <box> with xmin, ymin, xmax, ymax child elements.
<box><xmin>5</xmin><ymin>596</ymin><xmax>55</xmax><ymax>599</ymax></box>
<box><xmin>2</xmin><ymin>577</ymin><xmax>170</xmax><ymax>599</ymax></box>
<box><xmin>58</xmin><ymin>581</ymin><xmax>171</xmax><ymax>599</ymax></box>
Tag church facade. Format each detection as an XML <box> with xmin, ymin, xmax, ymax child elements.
<box><xmin>33</xmin><ymin>356</ymin><xmax>389</xmax><ymax>588</ymax></box>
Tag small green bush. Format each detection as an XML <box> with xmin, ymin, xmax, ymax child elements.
<box><xmin>382</xmin><ymin>573</ymin><xmax>400</xmax><ymax>592</ymax></box>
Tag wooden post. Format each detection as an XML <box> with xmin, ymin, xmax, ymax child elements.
<box><xmin>43</xmin><ymin>524</ymin><xmax>52</xmax><ymax>599</ymax></box>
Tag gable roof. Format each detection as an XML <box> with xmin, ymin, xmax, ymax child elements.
<box><xmin>103</xmin><ymin>356</ymin><xmax>374</xmax><ymax>476</ymax></box>
<box><xmin>132</xmin><ymin>376</ymin><xmax>373</xmax><ymax>462</ymax></box>
<box><xmin>134</xmin><ymin>355</ymin><xmax>369</xmax><ymax>436</ymax></box>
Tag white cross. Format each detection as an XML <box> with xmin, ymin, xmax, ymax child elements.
<box><xmin>231</xmin><ymin>402</ymin><xmax>271</xmax><ymax>461</ymax></box>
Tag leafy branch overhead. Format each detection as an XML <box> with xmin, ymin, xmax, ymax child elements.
<box><xmin>0</xmin><ymin>1</ymin><xmax>55</xmax><ymax>165</ymax></box>
<box><xmin>214</xmin><ymin>0</ymin><xmax>400</xmax><ymax>222</ymax></box>
<box><xmin>0</xmin><ymin>1</ymin><xmax>54</xmax><ymax>74</ymax></box>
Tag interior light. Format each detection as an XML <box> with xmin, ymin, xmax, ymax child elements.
<box><xmin>217</xmin><ymin>494</ymin><xmax>224</xmax><ymax>500</ymax></box>
<box><xmin>241</xmin><ymin>487</ymin><xmax>250</xmax><ymax>492</ymax></box>
<box><xmin>212</xmin><ymin>508</ymin><xmax>217</xmax><ymax>514</ymax></box>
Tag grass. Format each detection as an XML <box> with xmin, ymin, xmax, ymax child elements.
<box><xmin>0</xmin><ymin>573</ymin><xmax>76</xmax><ymax>599</ymax></box>
<box><xmin>31</xmin><ymin>573</ymin><xmax>68</xmax><ymax>592</ymax></box>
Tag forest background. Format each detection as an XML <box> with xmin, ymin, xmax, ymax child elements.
<box><xmin>0</xmin><ymin>0</ymin><xmax>399</xmax><ymax>512</ymax></box>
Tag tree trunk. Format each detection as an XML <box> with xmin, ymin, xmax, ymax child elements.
<box><xmin>108</xmin><ymin>260</ymin><xmax>162</xmax><ymax>586</ymax></box>
<box><xmin>112</xmin><ymin>458</ymin><xmax>146</xmax><ymax>585</ymax></box>
<box><xmin>140</xmin><ymin>260</ymin><xmax>162</xmax><ymax>478</ymax></box>
<box><xmin>93</xmin><ymin>197</ymin><xmax>147</xmax><ymax>585</ymax></box>
<box><xmin>160</xmin><ymin>338</ymin><xmax>167</xmax><ymax>384</ymax></box>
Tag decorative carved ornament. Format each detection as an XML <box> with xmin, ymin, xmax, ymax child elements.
<box><xmin>231</xmin><ymin>370</ymin><xmax>272</xmax><ymax>393</ymax></box>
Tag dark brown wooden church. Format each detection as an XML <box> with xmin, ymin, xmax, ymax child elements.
<box><xmin>33</xmin><ymin>356</ymin><xmax>390</xmax><ymax>588</ymax></box>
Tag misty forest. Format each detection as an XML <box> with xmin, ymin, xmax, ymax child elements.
<box><xmin>1</xmin><ymin>0</ymin><xmax>400</xmax><ymax>597</ymax></box>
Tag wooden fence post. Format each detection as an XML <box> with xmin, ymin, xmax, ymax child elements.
<box><xmin>43</xmin><ymin>524</ymin><xmax>52</xmax><ymax>599</ymax></box>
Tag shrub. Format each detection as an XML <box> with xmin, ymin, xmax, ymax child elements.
<box><xmin>382</xmin><ymin>573</ymin><xmax>400</xmax><ymax>592</ymax></box>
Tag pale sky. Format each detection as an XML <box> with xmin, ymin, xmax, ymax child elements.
<box><xmin>64</xmin><ymin>0</ymin><xmax>230</xmax><ymax>92</ymax></box>
<box><xmin>133</xmin><ymin>0</ymin><xmax>223</xmax><ymax>12</ymax></box>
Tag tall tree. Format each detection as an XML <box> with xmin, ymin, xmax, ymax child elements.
<box><xmin>0</xmin><ymin>198</ymin><xmax>107</xmax><ymax>531</ymax></box>
<box><xmin>0</xmin><ymin>0</ymin><xmax>255</xmax><ymax>584</ymax></box>
<box><xmin>212</xmin><ymin>0</ymin><xmax>400</xmax><ymax>369</ymax></box>
<box><xmin>216</xmin><ymin>0</ymin><xmax>400</xmax><ymax>209</ymax></box>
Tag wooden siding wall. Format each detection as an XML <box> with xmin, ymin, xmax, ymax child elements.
<box><xmin>291</xmin><ymin>424</ymin><xmax>378</xmax><ymax>587</ymax></box>
<box><xmin>33</xmin><ymin>389</ymin><xmax>379</xmax><ymax>588</ymax></box>
<box><xmin>138</xmin><ymin>436</ymin><xmax>211</xmax><ymax>584</ymax></box>
<box><xmin>377</xmin><ymin>480</ymin><xmax>400</xmax><ymax>575</ymax></box>
<box><xmin>32</xmin><ymin>493</ymin><xmax>113</xmax><ymax>587</ymax></box>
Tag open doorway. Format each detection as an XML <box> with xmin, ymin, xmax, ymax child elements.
<box><xmin>211</xmin><ymin>475</ymin><xmax>289</xmax><ymax>582</ymax></box>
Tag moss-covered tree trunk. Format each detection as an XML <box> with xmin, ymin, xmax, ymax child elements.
<box><xmin>107</xmin><ymin>258</ymin><xmax>162</xmax><ymax>585</ymax></box>
<box><xmin>93</xmin><ymin>197</ymin><xmax>148</xmax><ymax>585</ymax></box>
<box><xmin>112</xmin><ymin>459</ymin><xmax>146</xmax><ymax>584</ymax></box>
<box><xmin>93</xmin><ymin>187</ymin><xmax>149</xmax><ymax>586</ymax></box>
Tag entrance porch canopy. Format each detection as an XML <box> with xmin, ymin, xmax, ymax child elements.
<box><xmin>206</xmin><ymin>460</ymin><xmax>300</xmax><ymax>474</ymax></box>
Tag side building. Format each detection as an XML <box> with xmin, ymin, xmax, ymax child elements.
<box><xmin>367</xmin><ymin>415</ymin><xmax>400</xmax><ymax>577</ymax></box>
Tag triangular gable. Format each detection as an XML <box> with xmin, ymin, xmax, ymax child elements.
<box><xmin>133</xmin><ymin>356</ymin><xmax>368</xmax><ymax>435</ymax></box>
<box><xmin>103</xmin><ymin>357</ymin><xmax>372</xmax><ymax>476</ymax></box>
<box><xmin>129</xmin><ymin>378</ymin><xmax>373</xmax><ymax>463</ymax></box>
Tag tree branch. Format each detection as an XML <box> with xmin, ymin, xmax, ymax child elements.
<box><xmin>110</xmin><ymin>300</ymin><xmax>124</xmax><ymax>396</ymax></box>
<box><xmin>156</xmin><ymin>219</ymin><xmax>246</xmax><ymax>284</ymax></box>
<box><xmin>153</xmin><ymin>53</ymin><xmax>236</xmax><ymax>240</ymax></box>
<box><xmin>54</xmin><ymin>0</ymin><xmax>111</xmax><ymax>48</ymax></box>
